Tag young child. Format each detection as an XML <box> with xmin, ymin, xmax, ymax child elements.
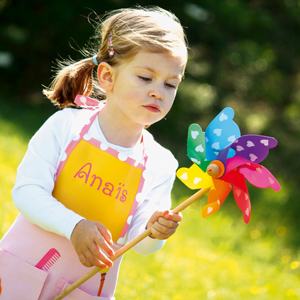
<box><xmin>0</xmin><ymin>6</ymin><xmax>188</xmax><ymax>300</ymax></box>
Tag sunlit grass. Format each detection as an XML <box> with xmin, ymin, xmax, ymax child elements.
<box><xmin>1</xmin><ymin>112</ymin><xmax>300</xmax><ymax>300</ymax></box>
<box><xmin>0</xmin><ymin>117</ymin><xmax>26</xmax><ymax>236</ymax></box>
<box><xmin>116</xmin><ymin>202</ymin><xmax>300</xmax><ymax>300</ymax></box>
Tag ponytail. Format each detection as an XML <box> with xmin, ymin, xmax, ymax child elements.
<box><xmin>43</xmin><ymin>57</ymin><xmax>100</xmax><ymax>108</ymax></box>
<box><xmin>43</xmin><ymin>6</ymin><xmax>187</xmax><ymax>109</ymax></box>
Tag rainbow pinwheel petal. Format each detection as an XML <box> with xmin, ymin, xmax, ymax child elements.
<box><xmin>205</xmin><ymin>107</ymin><xmax>241</xmax><ymax>161</ymax></box>
<box><xmin>216</xmin><ymin>135</ymin><xmax>278</xmax><ymax>170</ymax></box>
<box><xmin>177</xmin><ymin>107</ymin><xmax>281</xmax><ymax>223</ymax></box>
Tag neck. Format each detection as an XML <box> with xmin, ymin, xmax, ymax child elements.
<box><xmin>97</xmin><ymin>106</ymin><xmax>144</xmax><ymax>148</ymax></box>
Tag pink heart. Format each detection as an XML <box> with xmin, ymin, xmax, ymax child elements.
<box><xmin>256</xmin><ymin>167</ymin><xmax>262</xmax><ymax>173</ymax></box>
<box><xmin>260</xmin><ymin>139</ymin><xmax>269</xmax><ymax>146</ymax></box>
<box><xmin>235</xmin><ymin>189</ymin><xmax>241</xmax><ymax>197</ymax></box>
<box><xmin>247</xmin><ymin>141</ymin><xmax>255</xmax><ymax>147</ymax></box>
<box><xmin>249</xmin><ymin>154</ymin><xmax>258</xmax><ymax>162</ymax></box>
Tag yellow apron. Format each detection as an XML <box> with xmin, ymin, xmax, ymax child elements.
<box><xmin>0</xmin><ymin>96</ymin><xmax>148</xmax><ymax>299</ymax></box>
<box><xmin>53</xmin><ymin>114</ymin><xmax>147</xmax><ymax>243</ymax></box>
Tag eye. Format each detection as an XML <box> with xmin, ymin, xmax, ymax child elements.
<box><xmin>138</xmin><ymin>76</ymin><xmax>151</xmax><ymax>82</ymax></box>
<box><xmin>165</xmin><ymin>83</ymin><xmax>177</xmax><ymax>89</ymax></box>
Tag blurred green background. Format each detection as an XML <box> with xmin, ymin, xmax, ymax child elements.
<box><xmin>1</xmin><ymin>0</ymin><xmax>300</xmax><ymax>299</ymax></box>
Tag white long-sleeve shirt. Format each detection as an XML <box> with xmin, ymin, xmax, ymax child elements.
<box><xmin>12</xmin><ymin>107</ymin><xmax>178</xmax><ymax>255</ymax></box>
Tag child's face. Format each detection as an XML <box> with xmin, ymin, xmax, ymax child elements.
<box><xmin>108</xmin><ymin>51</ymin><xmax>185</xmax><ymax>128</ymax></box>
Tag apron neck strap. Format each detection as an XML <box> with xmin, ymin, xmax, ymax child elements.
<box><xmin>74</xmin><ymin>94</ymin><xmax>148</xmax><ymax>166</ymax></box>
<box><xmin>74</xmin><ymin>95</ymin><xmax>105</xmax><ymax>110</ymax></box>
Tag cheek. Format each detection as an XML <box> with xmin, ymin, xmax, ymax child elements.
<box><xmin>127</xmin><ymin>87</ymin><xmax>144</xmax><ymax>101</ymax></box>
<box><xmin>166</xmin><ymin>92</ymin><xmax>176</xmax><ymax>108</ymax></box>
<box><xmin>167</xmin><ymin>101</ymin><xmax>175</xmax><ymax>113</ymax></box>
<box><xmin>162</xmin><ymin>94</ymin><xmax>176</xmax><ymax>115</ymax></box>
<box><xmin>116</xmin><ymin>84</ymin><xmax>136</xmax><ymax>100</ymax></box>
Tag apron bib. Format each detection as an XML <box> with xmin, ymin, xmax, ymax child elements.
<box><xmin>52</xmin><ymin>108</ymin><xmax>147</xmax><ymax>243</ymax></box>
<box><xmin>0</xmin><ymin>95</ymin><xmax>148</xmax><ymax>300</ymax></box>
<box><xmin>53</xmin><ymin>112</ymin><xmax>146</xmax><ymax>244</ymax></box>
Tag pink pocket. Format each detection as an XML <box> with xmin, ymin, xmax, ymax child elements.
<box><xmin>0</xmin><ymin>249</ymin><xmax>49</xmax><ymax>300</ymax></box>
<box><xmin>49</xmin><ymin>278</ymin><xmax>114</xmax><ymax>300</ymax></box>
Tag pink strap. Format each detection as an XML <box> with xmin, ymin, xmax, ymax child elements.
<box><xmin>49</xmin><ymin>278</ymin><xmax>69</xmax><ymax>299</ymax></box>
<box><xmin>74</xmin><ymin>95</ymin><xmax>105</xmax><ymax>110</ymax></box>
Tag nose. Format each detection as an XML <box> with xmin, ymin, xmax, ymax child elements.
<box><xmin>149</xmin><ymin>84</ymin><xmax>164</xmax><ymax>100</ymax></box>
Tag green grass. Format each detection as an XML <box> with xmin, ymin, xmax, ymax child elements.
<box><xmin>0</xmin><ymin>116</ymin><xmax>26</xmax><ymax>236</ymax></box>
<box><xmin>116</xmin><ymin>201</ymin><xmax>300</xmax><ymax>300</ymax></box>
<box><xmin>1</xmin><ymin>104</ymin><xmax>300</xmax><ymax>299</ymax></box>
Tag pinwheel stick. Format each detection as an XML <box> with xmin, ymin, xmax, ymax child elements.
<box><xmin>51</xmin><ymin>187</ymin><xmax>211</xmax><ymax>300</ymax></box>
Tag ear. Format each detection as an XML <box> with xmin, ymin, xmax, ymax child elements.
<box><xmin>97</xmin><ymin>62</ymin><xmax>114</xmax><ymax>91</ymax></box>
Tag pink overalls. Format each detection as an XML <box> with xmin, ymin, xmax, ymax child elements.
<box><xmin>0</xmin><ymin>95</ymin><xmax>148</xmax><ymax>300</ymax></box>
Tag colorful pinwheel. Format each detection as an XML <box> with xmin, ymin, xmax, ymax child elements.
<box><xmin>176</xmin><ymin>107</ymin><xmax>281</xmax><ymax>223</ymax></box>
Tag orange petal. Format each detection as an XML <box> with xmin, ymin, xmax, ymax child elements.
<box><xmin>212</xmin><ymin>178</ymin><xmax>232</xmax><ymax>205</ymax></box>
<box><xmin>202</xmin><ymin>201</ymin><xmax>221</xmax><ymax>218</ymax></box>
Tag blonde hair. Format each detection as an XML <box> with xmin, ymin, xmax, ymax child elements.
<box><xmin>43</xmin><ymin>6</ymin><xmax>188</xmax><ymax>108</ymax></box>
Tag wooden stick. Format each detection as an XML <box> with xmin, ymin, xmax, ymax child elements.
<box><xmin>51</xmin><ymin>187</ymin><xmax>210</xmax><ymax>300</ymax></box>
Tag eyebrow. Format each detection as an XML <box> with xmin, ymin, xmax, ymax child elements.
<box><xmin>135</xmin><ymin>66</ymin><xmax>182</xmax><ymax>81</ymax></box>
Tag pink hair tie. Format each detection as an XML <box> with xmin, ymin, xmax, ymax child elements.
<box><xmin>107</xmin><ymin>34</ymin><xmax>114</xmax><ymax>58</ymax></box>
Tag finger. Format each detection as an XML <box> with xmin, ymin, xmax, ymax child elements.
<box><xmin>153</xmin><ymin>221</ymin><xmax>177</xmax><ymax>236</ymax></box>
<box><xmin>148</xmin><ymin>211</ymin><xmax>163</xmax><ymax>225</ymax></box>
<box><xmin>94</xmin><ymin>234</ymin><xmax>115</xmax><ymax>257</ymax></box>
<box><xmin>158</xmin><ymin>217</ymin><xmax>180</xmax><ymax>229</ymax></box>
<box><xmin>78</xmin><ymin>252</ymin><xmax>93</xmax><ymax>268</ymax></box>
<box><xmin>97</xmin><ymin>223</ymin><xmax>114</xmax><ymax>246</ymax></box>
<box><xmin>150</xmin><ymin>225</ymin><xmax>174</xmax><ymax>240</ymax></box>
<box><xmin>91</xmin><ymin>241</ymin><xmax>114</xmax><ymax>267</ymax></box>
<box><xmin>153</xmin><ymin>210</ymin><xmax>169</xmax><ymax>221</ymax></box>
<box><xmin>85</xmin><ymin>245</ymin><xmax>111</xmax><ymax>268</ymax></box>
<box><xmin>164</xmin><ymin>212</ymin><xmax>183</xmax><ymax>222</ymax></box>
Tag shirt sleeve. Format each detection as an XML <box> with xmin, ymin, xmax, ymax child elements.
<box><xmin>126</xmin><ymin>145</ymin><xmax>178</xmax><ymax>255</ymax></box>
<box><xmin>12</xmin><ymin>109</ymin><xmax>85</xmax><ymax>240</ymax></box>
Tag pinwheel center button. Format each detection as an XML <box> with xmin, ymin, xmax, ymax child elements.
<box><xmin>206</xmin><ymin>160</ymin><xmax>225</xmax><ymax>178</ymax></box>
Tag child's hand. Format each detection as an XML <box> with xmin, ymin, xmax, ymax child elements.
<box><xmin>70</xmin><ymin>220</ymin><xmax>115</xmax><ymax>268</ymax></box>
<box><xmin>146</xmin><ymin>210</ymin><xmax>183</xmax><ymax>240</ymax></box>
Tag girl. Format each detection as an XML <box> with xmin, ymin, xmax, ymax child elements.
<box><xmin>0</xmin><ymin>6</ymin><xmax>188</xmax><ymax>300</ymax></box>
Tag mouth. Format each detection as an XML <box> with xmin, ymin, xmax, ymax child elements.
<box><xmin>143</xmin><ymin>103</ymin><xmax>161</xmax><ymax>113</ymax></box>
